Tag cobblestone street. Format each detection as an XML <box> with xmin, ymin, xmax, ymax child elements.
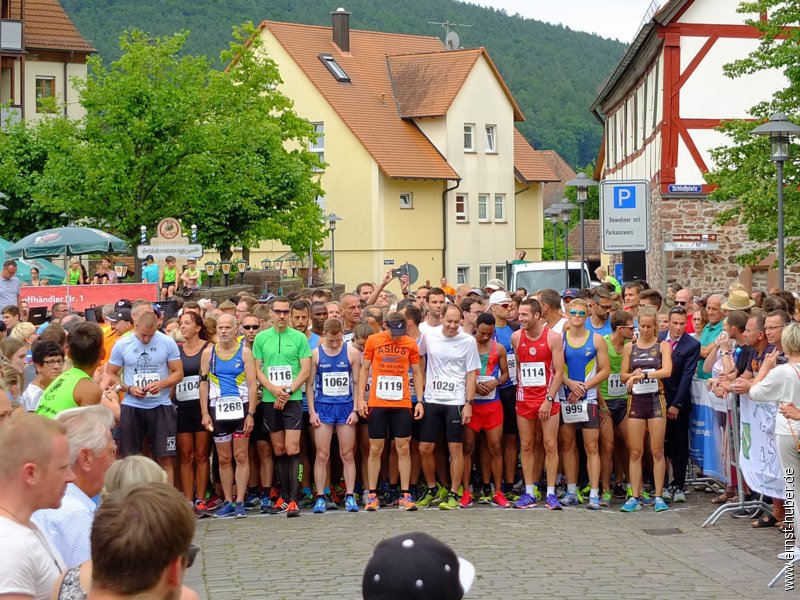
<box><xmin>183</xmin><ymin>489</ymin><xmax>796</xmax><ymax>599</ymax></box>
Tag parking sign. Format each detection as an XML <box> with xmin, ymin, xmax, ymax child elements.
<box><xmin>600</xmin><ymin>180</ymin><xmax>650</xmax><ymax>252</ymax></box>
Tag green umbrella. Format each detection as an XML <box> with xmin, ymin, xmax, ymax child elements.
<box><xmin>5</xmin><ymin>226</ymin><xmax>128</xmax><ymax>259</ymax></box>
<box><xmin>0</xmin><ymin>238</ymin><xmax>65</xmax><ymax>284</ymax></box>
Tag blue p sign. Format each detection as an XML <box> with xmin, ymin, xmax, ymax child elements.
<box><xmin>613</xmin><ymin>186</ymin><xmax>636</xmax><ymax>209</ymax></box>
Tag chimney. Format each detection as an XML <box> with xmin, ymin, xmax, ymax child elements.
<box><xmin>331</xmin><ymin>7</ymin><xmax>350</xmax><ymax>52</ymax></box>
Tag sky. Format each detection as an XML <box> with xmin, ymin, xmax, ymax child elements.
<box><xmin>470</xmin><ymin>0</ymin><xmax>666</xmax><ymax>42</ymax></box>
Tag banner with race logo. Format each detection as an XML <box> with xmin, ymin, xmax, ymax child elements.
<box><xmin>689</xmin><ymin>380</ymin><xmax>728</xmax><ymax>483</ymax></box>
<box><xmin>738</xmin><ymin>393</ymin><xmax>785</xmax><ymax>500</ymax></box>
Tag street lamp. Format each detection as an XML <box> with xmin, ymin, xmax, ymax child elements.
<box><xmin>326</xmin><ymin>213</ymin><xmax>343</xmax><ymax>291</ymax></box>
<box><xmin>261</xmin><ymin>258</ymin><xmax>272</xmax><ymax>271</ymax></box>
<box><xmin>543</xmin><ymin>206</ymin><xmax>561</xmax><ymax>260</ymax></box>
<box><xmin>751</xmin><ymin>112</ymin><xmax>800</xmax><ymax>290</ymax></box>
<box><xmin>289</xmin><ymin>257</ymin><xmax>299</xmax><ymax>278</ymax></box>
<box><xmin>566</xmin><ymin>173</ymin><xmax>598</xmax><ymax>273</ymax></box>
<box><xmin>220</xmin><ymin>260</ymin><xmax>232</xmax><ymax>287</ymax></box>
<box><xmin>204</xmin><ymin>261</ymin><xmax>216</xmax><ymax>289</ymax></box>
<box><xmin>236</xmin><ymin>259</ymin><xmax>247</xmax><ymax>284</ymax></box>
<box><xmin>553</xmin><ymin>201</ymin><xmax>576</xmax><ymax>290</ymax></box>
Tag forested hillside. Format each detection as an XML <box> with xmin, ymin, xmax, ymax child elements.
<box><xmin>61</xmin><ymin>0</ymin><xmax>628</xmax><ymax>167</ymax></box>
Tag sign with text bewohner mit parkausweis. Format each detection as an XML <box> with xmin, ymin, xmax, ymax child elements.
<box><xmin>600</xmin><ymin>180</ymin><xmax>650</xmax><ymax>253</ymax></box>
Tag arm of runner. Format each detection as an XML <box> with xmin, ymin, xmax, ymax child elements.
<box><xmin>411</xmin><ymin>361</ymin><xmax>425</xmax><ymax>420</ymax></box>
<box><xmin>307</xmin><ymin>349</ymin><xmax>320</xmax><ymax>428</ymax></box>
<box><xmin>462</xmin><ymin>369</ymin><xmax>476</xmax><ymax>425</ymax></box>
<box><xmin>242</xmin><ymin>347</ymin><xmax>258</xmax><ymax>435</ymax></box>
<box><xmin>74</xmin><ymin>379</ymin><xmax>102</xmax><ymax>407</ymax></box>
<box><xmin>510</xmin><ymin>330</ymin><xmax>521</xmax><ymax>383</ymax></box>
<box><xmin>294</xmin><ymin>356</ymin><xmax>311</xmax><ymax>396</ymax></box>
<box><xmin>199</xmin><ymin>347</ymin><xmax>213</xmax><ymax>431</ymax></box>
<box><xmin>548</xmin><ymin>330</ymin><xmax>565</xmax><ymax>397</ymax></box>
<box><xmin>654</xmin><ymin>341</ymin><xmax>673</xmax><ymax>379</ymax></box>
<box><xmin>497</xmin><ymin>344</ymin><xmax>509</xmax><ymax>387</ymax></box>
<box><xmin>254</xmin><ymin>358</ymin><xmax>285</xmax><ymax>399</ymax></box>
<box><xmin>620</xmin><ymin>343</ymin><xmax>634</xmax><ymax>387</ymax></box>
<box><xmin>347</xmin><ymin>345</ymin><xmax>361</xmax><ymax>425</ymax></box>
<box><xmin>148</xmin><ymin>358</ymin><xmax>184</xmax><ymax>396</ymax></box>
<box><xmin>357</xmin><ymin>358</ymin><xmax>371</xmax><ymax>418</ymax></box>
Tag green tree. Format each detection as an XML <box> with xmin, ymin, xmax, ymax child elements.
<box><xmin>705</xmin><ymin>1</ymin><xmax>800</xmax><ymax>265</ymax></box>
<box><xmin>35</xmin><ymin>24</ymin><xmax>325</xmax><ymax>259</ymax></box>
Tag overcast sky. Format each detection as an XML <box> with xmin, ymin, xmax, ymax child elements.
<box><xmin>468</xmin><ymin>0</ymin><xmax>665</xmax><ymax>42</ymax></box>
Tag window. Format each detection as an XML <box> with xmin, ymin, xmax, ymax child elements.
<box><xmin>319</xmin><ymin>54</ymin><xmax>350</xmax><ymax>82</ymax></box>
<box><xmin>399</xmin><ymin>192</ymin><xmax>413</xmax><ymax>209</ymax></box>
<box><xmin>485</xmin><ymin>124</ymin><xmax>497</xmax><ymax>152</ymax></box>
<box><xmin>479</xmin><ymin>265</ymin><xmax>491</xmax><ymax>289</ymax></box>
<box><xmin>35</xmin><ymin>77</ymin><xmax>55</xmax><ymax>113</ymax></box>
<box><xmin>463</xmin><ymin>123</ymin><xmax>475</xmax><ymax>151</ymax></box>
<box><xmin>457</xmin><ymin>266</ymin><xmax>469</xmax><ymax>285</ymax></box>
<box><xmin>495</xmin><ymin>264</ymin><xmax>506</xmax><ymax>284</ymax></box>
<box><xmin>478</xmin><ymin>194</ymin><xmax>490</xmax><ymax>222</ymax></box>
<box><xmin>455</xmin><ymin>193</ymin><xmax>468</xmax><ymax>222</ymax></box>
<box><xmin>310</xmin><ymin>123</ymin><xmax>324</xmax><ymax>171</ymax></box>
<box><xmin>494</xmin><ymin>194</ymin><xmax>506</xmax><ymax>222</ymax></box>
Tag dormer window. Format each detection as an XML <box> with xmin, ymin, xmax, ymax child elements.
<box><xmin>319</xmin><ymin>54</ymin><xmax>350</xmax><ymax>83</ymax></box>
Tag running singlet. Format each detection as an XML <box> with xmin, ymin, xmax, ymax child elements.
<box><xmin>252</xmin><ymin>327</ymin><xmax>312</xmax><ymax>403</ymax></box>
<box><xmin>560</xmin><ymin>330</ymin><xmax>598</xmax><ymax>404</ymax></box>
<box><xmin>364</xmin><ymin>331</ymin><xmax>420</xmax><ymax>409</ymax></box>
<box><xmin>208</xmin><ymin>341</ymin><xmax>247</xmax><ymax>406</ymax></box>
<box><xmin>599</xmin><ymin>334</ymin><xmax>627</xmax><ymax>400</ymax></box>
<box><xmin>314</xmin><ymin>344</ymin><xmax>353</xmax><ymax>405</ymax></box>
<box><xmin>476</xmin><ymin>340</ymin><xmax>501</xmax><ymax>404</ymax></box>
<box><xmin>516</xmin><ymin>326</ymin><xmax>553</xmax><ymax>404</ymax></box>
<box><xmin>494</xmin><ymin>324</ymin><xmax>516</xmax><ymax>387</ymax></box>
<box><xmin>176</xmin><ymin>342</ymin><xmax>208</xmax><ymax>402</ymax></box>
<box><xmin>629</xmin><ymin>342</ymin><xmax>664</xmax><ymax>400</ymax></box>
<box><xmin>586</xmin><ymin>318</ymin><xmax>612</xmax><ymax>337</ymax></box>
<box><xmin>35</xmin><ymin>368</ymin><xmax>90</xmax><ymax>418</ymax></box>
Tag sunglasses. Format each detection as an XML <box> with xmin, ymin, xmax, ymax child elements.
<box><xmin>272</xmin><ymin>309</ymin><xmax>290</xmax><ymax>316</ymax></box>
<box><xmin>568</xmin><ymin>309</ymin><xmax>587</xmax><ymax>317</ymax></box>
<box><xmin>499</xmin><ymin>303</ymin><xmax>513</xmax><ymax>309</ymax></box>
<box><xmin>183</xmin><ymin>544</ymin><xmax>200</xmax><ymax>569</ymax></box>
<box><xmin>242</xmin><ymin>325</ymin><xmax>260</xmax><ymax>330</ymax></box>
<box><xmin>675</xmin><ymin>301</ymin><xmax>688</xmax><ymax>306</ymax></box>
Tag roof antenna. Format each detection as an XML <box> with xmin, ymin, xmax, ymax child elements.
<box><xmin>428</xmin><ymin>20</ymin><xmax>472</xmax><ymax>50</ymax></box>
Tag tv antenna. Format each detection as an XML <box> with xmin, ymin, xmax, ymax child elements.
<box><xmin>428</xmin><ymin>20</ymin><xmax>472</xmax><ymax>50</ymax></box>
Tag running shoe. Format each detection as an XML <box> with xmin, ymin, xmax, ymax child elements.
<box><xmin>545</xmin><ymin>493</ymin><xmax>562</xmax><ymax>510</ymax></box>
<box><xmin>439</xmin><ymin>492</ymin><xmax>459</xmax><ymax>510</ymax></box>
<box><xmin>587</xmin><ymin>496</ymin><xmax>601</xmax><ymax>511</ymax></box>
<box><xmin>661</xmin><ymin>486</ymin><xmax>673</xmax><ymax>502</ymax></box>
<box><xmin>504</xmin><ymin>489</ymin><xmax>520</xmax><ymax>503</ymax></box>
<box><xmin>491</xmin><ymin>491</ymin><xmax>510</xmax><ymax>508</ymax></box>
<box><xmin>195</xmin><ymin>499</ymin><xmax>210</xmax><ymax>515</ymax></box>
<box><xmin>478</xmin><ymin>487</ymin><xmax>493</xmax><ymax>504</ymax></box>
<box><xmin>399</xmin><ymin>493</ymin><xmax>417</xmax><ymax>512</ymax></box>
<box><xmin>575</xmin><ymin>488</ymin><xmax>586</xmax><ymax>504</ymax></box>
<box><xmin>244</xmin><ymin>493</ymin><xmax>260</xmax><ymax>510</ymax></box>
<box><xmin>205</xmin><ymin>495</ymin><xmax>223</xmax><ymax>511</ymax></box>
<box><xmin>560</xmin><ymin>492</ymin><xmax>579</xmax><ymax>507</ymax></box>
<box><xmin>612</xmin><ymin>482</ymin><xmax>627</xmax><ymax>499</ymax></box>
<box><xmin>640</xmin><ymin>490</ymin><xmax>655</xmax><ymax>507</ymax></box>
<box><xmin>324</xmin><ymin>494</ymin><xmax>339</xmax><ymax>511</ymax></box>
<box><xmin>620</xmin><ymin>497</ymin><xmax>641</xmax><ymax>512</ymax></box>
<box><xmin>312</xmin><ymin>496</ymin><xmax>326</xmax><ymax>514</ymax></box>
<box><xmin>380</xmin><ymin>488</ymin><xmax>399</xmax><ymax>507</ymax></box>
<box><xmin>259</xmin><ymin>496</ymin><xmax>272</xmax><ymax>514</ymax></box>
<box><xmin>431</xmin><ymin>484</ymin><xmax>449</xmax><ymax>506</ymax></box>
<box><xmin>600</xmin><ymin>490</ymin><xmax>612</xmax><ymax>507</ymax></box>
<box><xmin>234</xmin><ymin>502</ymin><xmax>247</xmax><ymax>519</ymax></box>
<box><xmin>533</xmin><ymin>486</ymin><xmax>543</xmax><ymax>502</ymax></box>
<box><xmin>513</xmin><ymin>493</ymin><xmax>537</xmax><ymax>509</ymax></box>
<box><xmin>459</xmin><ymin>489</ymin><xmax>473</xmax><ymax>508</ymax></box>
<box><xmin>672</xmin><ymin>488</ymin><xmax>687</xmax><ymax>503</ymax></box>
<box><xmin>213</xmin><ymin>502</ymin><xmax>236</xmax><ymax>518</ymax></box>
<box><xmin>298</xmin><ymin>492</ymin><xmax>314</xmax><ymax>509</ymax></box>
<box><xmin>270</xmin><ymin>498</ymin><xmax>288</xmax><ymax>515</ymax></box>
<box><xmin>287</xmin><ymin>501</ymin><xmax>300</xmax><ymax>518</ymax></box>
<box><xmin>364</xmin><ymin>493</ymin><xmax>380</xmax><ymax>512</ymax></box>
<box><xmin>654</xmin><ymin>497</ymin><xmax>669</xmax><ymax>512</ymax></box>
<box><xmin>345</xmin><ymin>495</ymin><xmax>360</xmax><ymax>513</ymax></box>
<box><xmin>416</xmin><ymin>489</ymin><xmax>436</xmax><ymax>508</ymax></box>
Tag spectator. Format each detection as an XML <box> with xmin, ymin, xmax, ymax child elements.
<box><xmin>697</xmin><ymin>294</ymin><xmax>724</xmax><ymax>379</ymax></box>
<box><xmin>18</xmin><ymin>341</ymin><xmax>64</xmax><ymax>412</ymax></box>
<box><xmin>32</xmin><ymin>405</ymin><xmax>116</xmax><ymax>568</ymax></box>
<box><xmin>0</xmin><ymin>414</ymin><xmax>73</xmax><ymax>600</ymax></box>
<box><xmin>65</xmin><ymin>259</ymin><xmax>87</xmax><ymax>285</ymax></box>
<box><xmin>0</xmin><ymin>260</ymin><xmax>21</xmax><ymax>317</ymax></box>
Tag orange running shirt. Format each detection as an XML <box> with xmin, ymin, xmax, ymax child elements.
<box><xmin>363</xmin><ymin>331</ymin><xmax>420</xmax><ymax>409</ymax></box>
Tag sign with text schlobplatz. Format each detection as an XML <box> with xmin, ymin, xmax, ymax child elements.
<box><xmin>600</xmin><ymin>180</ymin><xmax>650</xmax><ymax>253</ymax></box>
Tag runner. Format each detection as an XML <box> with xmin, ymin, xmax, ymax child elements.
<box><xmin>253</xmin><ymin>297</ymin><xmax>311</xmax><ymax>518</ymax></box>
<box><xmin>537</xmin><ymin>289</ymin><xmax>567</xmax><ymax>333</ymax></box>
<box><xmin>620</xmin><ymin>305</ymin><xmax>672</xmax><ymax>513</ymax></box>
<box><xmin>200</xmin><ymin>314</ymin><xmax>258</xmax><ymax>519</ymax></box>
<box><xmin>460</xmin><ymin>297</ymin><xmax>483</xmax><ymax>336</ymax></box>
<box><xmin>159</xmin><ymin>255</ymin><xmax>178</xmax><ymax>300</ymax></box>
<box><xmin>340</xmin><ymin>294</ymin><xmax>362</xmax><ymax>343</ymax></box>
<box><xmin>511</xmin><ymin>298</ymin><xmax>564</xmax><ymax>510</ymax></box>
<box><xmin>416</xmin><ymin>304</ymin><xmax>480</xmax><ymax>510</ymax></box>
<box><xmin>462</xmin><ymin>312</ymin><xmax>510</xmax><ymax>508</ymax></box>
<box><xmin>587</xmin><ymin>287</ymin><xmax>614</xmax><ymax>336</ymax></box>
<box><xmin>307</xmin><ymin>318</ymin><xmax>361</xmax><ymax>513</ymax></box>
<box><xmin>357</xmin><ymin>312</ymin><xmax>425</xmax><ymax>512</ymax></box>
<box><xmin>310</xmin><ymin>301</ymin><xmax>328</xmax><ymax>337</ymax></box>
<box><xmin>557</xmin><ymin>298</ymin><xmax>610</xmax><ymax>510</ymax></box>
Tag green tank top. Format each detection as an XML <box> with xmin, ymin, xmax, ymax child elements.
<box><xmin>163</xmin><ymin>266</ymin><xmax>176</xmax><ymax>284</ymax></box>
<box><xmin>35</xmin><ymin>368</ymin><xmax>91</xmax><ymax>418</ymax></box>
<box><xmin>599</xmin><ymin>334</ymin><xmax>627</xmax><ymax>400</ymax></box>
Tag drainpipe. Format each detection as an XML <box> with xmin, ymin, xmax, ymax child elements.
<box><xmin>513</xmin><ymin>179</ymin><xmax>531</xmax><ymax>281</ymax></box>
<box><xmin>442</xmin><ymin>179</ymin><xmax>461</xmax><ymax>279</ymax></box>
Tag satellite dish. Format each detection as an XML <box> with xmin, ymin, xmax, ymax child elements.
<box><xmin>399</xmin><ymin>263</ymin><xmax>419</xmax><ymax>285</ymax></box>
<box><xmin>445</xmin><ymin>30</ymin><xmax>459</xmax><ymax>51</ymax></box>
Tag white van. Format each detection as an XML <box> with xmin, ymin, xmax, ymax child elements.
<box><xmin>509</xmin><ymin>261</ymin><xmax>596</xmax><ymax>293</ymax></box>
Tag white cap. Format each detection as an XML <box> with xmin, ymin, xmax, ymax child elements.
<box><xmin>488</xmin><ymin>291</ymin><xmax>510</xmax><ymax>306</ymax></box>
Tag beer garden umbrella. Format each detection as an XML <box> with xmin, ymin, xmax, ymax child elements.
<box><xmin>5</xmin><ymin>227</ymin><xmax>128</xmax><ymax>259</ymax></box>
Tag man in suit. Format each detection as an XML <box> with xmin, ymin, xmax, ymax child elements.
<box><xmin>658</xmin><ymin>305</ymin><xmax>700</xmax><ymax>503</ymax></box>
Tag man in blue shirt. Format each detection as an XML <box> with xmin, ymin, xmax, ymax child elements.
<box><xmin>587</xmin><ymin>287</ymin><xmax>613</xmax><ymax>336</ymax></box>
<box><xmin>697</xmin><ymin>294</ymin><xmax>724</xmax><ymax>379</ymax></box>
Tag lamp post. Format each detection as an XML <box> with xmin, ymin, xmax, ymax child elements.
<box><xmin>751</xmin><ymin>112</ymin><xmax>800</xmax><ymax>290</ymax></box>
<box><xmin>204</xmin><ymin>261</ymin><xmax>216</xmax><ymax>289</ymax></box>
<box><xmin>543</xmin><ymin>206</ymin><xmax>561</xmax><ymax>260</ymax></box>
<box><xmin>114</xmin><ymin>262</ymin><xmax>128</xmax><ymax>281</ymax></box>
<box><xmin>566</xmin><ymin>173</ymin><xmax>598</xmax><ymax>272</ymax></box>
<box><xmin>220</xmin><ymin>260</ymin><xmax>232</xmax><ymax>287</ymax></box>
<box><xmin>274</xmin><ymin>260</ymin><xmax>284</xmax><ymax>295</ymax></box>
<box><xmin>553</xmin><ymin>201</ymin><xmax>576</xmax><ymax>290</ymax></box>
<box><xmin>289</xmin><ymin>258</ymin><xmax>299</xmax><ymax>278</ymax></box>
<box><xmin>236</xmin><ymin>259</ymin><xmax>247</xmax><ymax>284</ymax></box>
<box><xmin>260</xmin><ymin>258</ymin><xmax>272</xmax><ymax>296</ymax></box>
<box><xmin>326</xmin><ymin>213</ymin><xmax>343</xmax><ymax>291</ymax></box>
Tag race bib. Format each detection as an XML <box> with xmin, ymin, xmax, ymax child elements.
<box><xmin>215</xmin><ymin>395</ymin><xmax>244</xmax><ymax>421</ymax></box>
<box><xmin>561</xmin><ymin>399</ymin><xmax>589</xmax><ymax>423</ymax></box>
<box><xmin>476</xmin><ymin>375</ymin><xmax>496</xmax><ymax>400</ymax></box>
<box><xmin>607</xmin><ymin>374</ymin><xmax>627</xmax><ymax>398</ymax></box>
<box><xmin>507</xmin><ymin>353</ymin><xmax>517</xmax><ymax>385</ymax></box>
<box><xmin>431</xmin><ymin>376</ymin><xmax>458</xmax><ymax>401</ymax></box>
<box><xmin>268</xmin><ymin>365</ymin><xmax>293</xmax><ymax>387</ymax></box>
<box><xmin>175</xmin><ymin>376</ymin><xmax>200</xmax><ymax>402</ymax></box>
<box><xmin>520</xmin><ymin>362</ymin><xmax>546</xmax><ymax>387</ymax></box>
<box><xmin>376</xmin><ymin>375</ymin><xmax>403</xmax><ymax>401</ymax></box>
<box><xmin>632</xmin><ymin>371</ymin><xmax>658</xmax><ymax>395</ymax></box>
<box><xmin>322</xmin><ymin>372</ymin><xmax>350</xmax><ymax>397</ymax></box>
<box><xmin>133</xmin><ymin>372</ymin><xmax>160</xmax><ymax>398</ymax></box>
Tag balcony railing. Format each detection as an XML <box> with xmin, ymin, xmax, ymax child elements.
<box><xmin>0</xmin><ymin>20</ymin><xmax>22</xmax><ymax>52</ymax></box>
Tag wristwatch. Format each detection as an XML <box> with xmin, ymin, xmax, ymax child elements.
<box><xmin>546</xmin><ymin>395</ymin><xmax>555</xmax><ymax>403</ymax></box>
<box><xmin>466</xmin><ymin>398</ymin><xmax>475</xmax><ymax>405</ymax></box>
<box><xmin>247</xmin><ymin>412</ymin><xmax>255</xmax><ymax>418</ymax></box>
<box><xmin>283</xmin><ymin>386</ymin><xmax>292</xmax><ymax>395</ymax></box>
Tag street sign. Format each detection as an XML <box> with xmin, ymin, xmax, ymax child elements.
<box><xmin>663</xmin><ymin>241</ymin><xmax>719</xmax><ymax>251</ymax></box>
<box><xmin>667</xmin><ymin>184</ymin><xmax>703</xmax><ymax>194</ymax></box>
<box><xmin>383</xmin><ymin>259</ymin><xmax>395</xmax><ymax>265</ymax></box>
<box><xmin>672</xmin><ymin>233</ymin><xmax>717</xmax><ymax>242</ymax></box>
<box><xmin>137</xmin><ymin>244</ymin><xmax>203</xmax><ymax>259</ymax></box>
<box><xmin>600</xmin><ymin>180</ymin><xmax>650</xmax><ymax>252</ymax></box>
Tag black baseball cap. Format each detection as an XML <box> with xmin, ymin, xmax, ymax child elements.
<box><xmin>386</xmin><ymin>319</ymin><xmax>407</xmax><ymax>336</ymax></box>
<box><xmin>107</xmin><ymin>308</ymin><xmax>132</xmax><ymax>323</ymax></box>
<box><xmin>115</xmin><ymin>299</ymin><xmax>132</xmax><ymax>310</ymax></box>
